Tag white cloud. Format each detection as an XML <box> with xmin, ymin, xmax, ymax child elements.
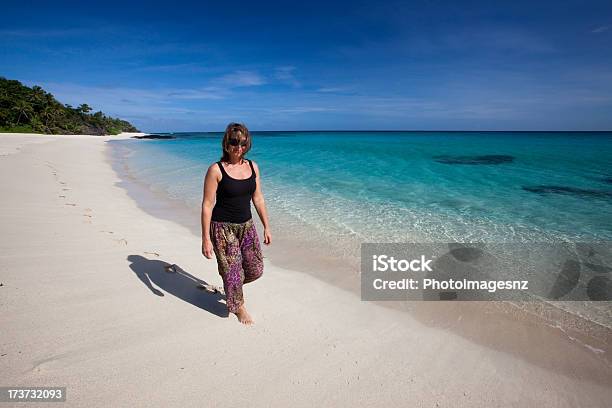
<box><xmin>316</xmin><ymin>87</ymin><xmax>349</xmax><ymax>93</ymax></box>
<box><xmin>133</xmin><ymin>63</ymin><xmax>208</xmax><ymax>73</ymax></box>
<box><xmin>274</xmin><ymin>66</ymin><xmax>301</xmax><ymax>87</ymax></box>
<box><xmin>22</xmin><ymin>81</ymin><xmax>227</xmax><ymax>118</ymax></box>
<box><xmin>165</xmin><ymin>87</ymin><xmax>227</xmax><ymax>100</ymax></box>
<box><xmin>271</xmin><ymin>106</ymin><xmax>338</xmax><ymax>114</ymax></box>
<box><xmin>216</xmin><ymin>70</ymin><xmax>266</xmax><ymax>87</ymax></box>
<box><xmin>591</xmin><ymin>25</ymin><xmax>610</xmax><ymax>33</ymax></box>
<box><xmin>0</xmin><ymin>28</ymin><xmax>94</xmax><ymax>37</ymax></box>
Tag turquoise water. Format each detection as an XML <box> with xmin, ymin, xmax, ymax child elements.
<box><xmin>111</xmin><ymin>131</ymin><xmax>612</xmax><ymax>250</ymax></box>
<box><xmin>109</xmin><ymin>131</ymin><xmax>612</xmax><ymax>332</ymax></box>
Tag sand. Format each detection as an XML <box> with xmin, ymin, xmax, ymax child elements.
<box><xmin>1</xmin><ymin>132</ymin><xmax>610</xmax><ymax>407</ymax></box>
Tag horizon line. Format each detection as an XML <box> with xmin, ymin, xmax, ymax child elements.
<box><xmin>149</xmin><ymin>129</ymin><xmax>612</xmax><ymax>134</ymax></box>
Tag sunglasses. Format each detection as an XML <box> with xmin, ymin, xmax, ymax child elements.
<box><xmin>229</xmin><ymin>138</ymin><xmax>248</xmax><ymax>147</ymax></box>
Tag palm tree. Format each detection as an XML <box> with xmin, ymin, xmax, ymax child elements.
<box><xmin>31</xmin><ymin>86</ymin><xmax>47</xmax><ymax>110</ymax></box>
<box><xmin>40</xmin><ymin>105</ymin><xmax>60</xmax><ymax>131</ymax></box>
<box><xmin>77</xmin><ymin>103</ymin><xmax>92</xmax><ymax>115</ymax></box>
<box><xmin>12</xmin><ymin>100</ymin><xmax>33</xmax><ymax>125</ymax></box>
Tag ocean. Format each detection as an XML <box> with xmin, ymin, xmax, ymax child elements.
<box><xmin>108</xmin><ymin>131</ymin><xmax>612</xmax><ymax>338</ymax></box>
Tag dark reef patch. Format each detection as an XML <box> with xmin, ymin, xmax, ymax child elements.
<box><xmin>433</xmin><ymin>155</ymin><xmax>515</xmax><ymax>165</ymax></box>
<box><xmin>522</xmin><ymin>185</ymin><xmax>612</xmax><ymax>199</ymax></box>
<box><xmin>586</xmin><ymin>276</ymin><xmax>612</xmax><ymax>301</ymax></box>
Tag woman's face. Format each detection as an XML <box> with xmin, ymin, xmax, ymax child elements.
<box><xmin>228</xmin><ymin>132</ymin><xmax>248</xmax><ymax>157</ymax></box>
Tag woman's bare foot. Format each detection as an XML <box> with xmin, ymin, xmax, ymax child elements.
<box><xmin>234</xmin><ymin>304</ymin><xmax>254</xmax><ymax>325</ymax></box>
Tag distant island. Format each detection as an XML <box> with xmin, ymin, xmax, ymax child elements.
<box><xmin>0</xmin><ymin>77</ymin><xmax>139</xmax><ymax>135</ymax></box>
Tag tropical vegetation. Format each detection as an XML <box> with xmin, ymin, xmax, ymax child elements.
<box><xmin>0</xmin><ymin>77</ymin><xmax>139</xmax><ymax>135</ymax></box>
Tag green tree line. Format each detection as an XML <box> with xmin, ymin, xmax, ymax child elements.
<box><xmin>0</xmin><ymin>77</ymin><xmax>139</xmax><ymax>135</ymax></box>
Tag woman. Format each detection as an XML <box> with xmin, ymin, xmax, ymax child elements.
<box><xmin>201</xmin><ymin>123</ymin><xmax>272</xmax><ymax>325</ymax></box>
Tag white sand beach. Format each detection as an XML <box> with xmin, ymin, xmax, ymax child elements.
<box><xmin>1</xmin><ymin>133</ymin><xmax>610</xmax><ymax>407</ymax></box>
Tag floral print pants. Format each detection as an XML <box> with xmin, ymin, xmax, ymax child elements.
<box><xmin>210</xmin><ymin>218</ymin><xmax>264</xmax><ymax>313</ymax></box>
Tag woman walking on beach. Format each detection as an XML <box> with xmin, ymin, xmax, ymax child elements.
<box><xmin>201</xmin><ymin>123</ymin><xmax>272</xmax><ymax>325</ymax></box>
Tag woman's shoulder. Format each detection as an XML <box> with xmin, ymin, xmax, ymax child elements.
<box><xmin>248</xmin><ymin>159</ymin><xmax>260</xmax><ymax>176</ymax></box>
<box><xmin>207</xmin><ymin>160</ymin><xmax>221</xmax><ymax>169</ymax></box>
<box><xmin>206</xmin><ymin>161</ymin><xmax>222</xmax><ymax>176</ymax></box>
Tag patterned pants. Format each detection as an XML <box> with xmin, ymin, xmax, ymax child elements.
<box><xmin>210</xmin><ymin>218</ymin><xmax>264</xmax><ymax>313</ymax></box>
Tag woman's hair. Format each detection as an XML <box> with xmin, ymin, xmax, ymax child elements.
<box><xmin>220</xmin><ymin>122</ymin><xmax>252</xmax><ymax>162</ymax></box>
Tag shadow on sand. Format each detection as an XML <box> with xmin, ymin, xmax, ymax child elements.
<box><xmin>127</xmin><ymin>254</ymin><xmax>228</xmax><ymax>318</ymax></box>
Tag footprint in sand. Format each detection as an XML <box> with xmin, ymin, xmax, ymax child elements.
<box><xmin>65</xmin><ymin>203</ymin><xmax>77</xmax><ymax>206</ymax></box>
<box><xmin>144</xmin><ymin>251</ymin><xmax>159</xmax><ymax>257</ymax></box>
<box><xmin>99</xmin><ymin>230</ymin><xmax>114</xmax><ymax>234</ymax></box>
<box><xmin>62</xmin><ymin>188</ymin><xmax>70</xmax><ymax>191</ymax></box>
<box><xmin>59</xmin><ymin>195</ymin><xmax>65</xmax><ymax>198</ymax></box>
<box><xmin>198</xmin><ymin>283</ymin><xmax>225</xmax><ymax>295</ymax></box>
<box><xmin>114</xmin><ymin>238</ymin><xmax>128</xmax><ymax>245</ymax></box>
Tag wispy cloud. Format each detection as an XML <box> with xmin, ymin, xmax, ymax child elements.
<box><xmin>274</xmin><ymin>66</ymin><xmax>301</xmax><ymax>87</ymax></box>
<box><xmin>23</xmin><ymin>81</ymin><xmax>227</xmax><ymax>112</ymax></box>
<box><xmin>216</xmin><ymin>70</ymin><xmax>266</xmax><ymax>87</ymax></box>
<box><xmin>165</xmin><ymin>87</ymin><xmax>227</xmax><ymax>100</ymax></box>
<box><xmin>335</xmin><ymin>25</ymin><xmax>558</xmax><ymax>60</ymax></box>
<box><xmin>316</xmin><ymin>87</ymin><xmax>353</xmax><ymax>94</ymax></box>
<box><xmin>445</xmin><ymin>26</ymin><xmax>558</xmax><ymax>54</ymax></box>
<box><xmin>270</xmin><ymin>106</ymin><xmax>338</xmax><ymax>114</ymax></box>
<box><xmin>132</xmin><ymin>63</ymin><xmax>209</xmax><ymax>73</ymax></box>
<box><xmin>591</xmin><ymin>25</ymin><xmax>610</xmax><ymax>33</ymax></box>
<box><xmin>0</xmin><ymin>28</ymin><xmax>92</xmax><ymax>37</ymax></box>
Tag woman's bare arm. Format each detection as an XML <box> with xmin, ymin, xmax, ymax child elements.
<box><xmin>251</xmin><ymin>161</ymin><xmax>272</xmax><ymax>244</ymax></box>
<box><xmin>201</xmin><ymin>164</ymin><xmax>220</xmax><ymax>257</ymax></box>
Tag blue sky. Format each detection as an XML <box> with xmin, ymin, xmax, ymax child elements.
<box><xmin>1</xmin><ymin>0</ymin><xmax>611</xmax><ymax>131</ymax></box>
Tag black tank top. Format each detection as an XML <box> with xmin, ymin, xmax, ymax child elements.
<box><xmin>211</xmin><ymin>159</ymin><xmax>256</xmax><ymax>223</ymax></box>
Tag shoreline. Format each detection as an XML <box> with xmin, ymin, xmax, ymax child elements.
<box><xmin>106</xmin><ymin>135</ymin><xmax>612</xmax><ymax>363</ymax></box>
<box><xmin>1</xmin><ymin>132</ymin><xmax>611</xmax><ymax>406</ymax></box>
